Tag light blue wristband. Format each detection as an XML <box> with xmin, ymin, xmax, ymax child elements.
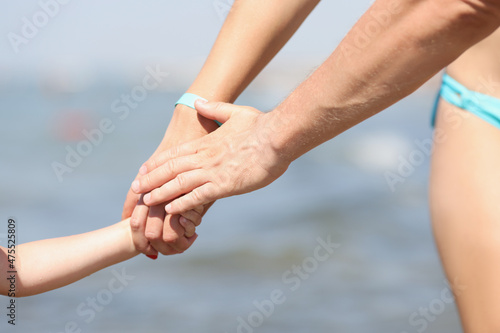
<box><xmin>175</xmin><ymin>93</ymin><xmax>222</xmax><ymax>126</ymax></box>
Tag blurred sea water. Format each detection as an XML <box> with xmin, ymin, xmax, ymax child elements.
<box><xmin>0</xmin><ymin>75</ymin><xmax>463</xmax><ymax>333</ymax></box>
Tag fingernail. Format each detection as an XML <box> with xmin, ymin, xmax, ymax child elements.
<box><xmin>131</xmin><ymin>180</ymin><xmax>140</xmax><ymax>193</ymax></box>
<box><xmin>165</xmin><ymin>204</ymin><xmax>172</xmax><ymax>214</ymax></box>
<box><xmin>179</xmin><ymin>216</ymin><xmax>187</xmax><ymax>224</ymax></box>
<box><xmin>139</xmin><ymin>165</ymin><xmax>147</xmax><ymax>175</ymax></box>
<box><xmin>165</xmin><ymin>203</ymin><xmax>172</xmax><ymax>213</ymax></box>
<box><xmin>146</xmin><ymin>254</ymin><xmax>158</xmax><ymax>260</ymax></box>
<box><xmin>144</xmin><ymin>193</ymin><xmax>151</xmax><ymax>204</ymax></box>
<box><xmin>196</xmin><ymin>99</ymin><xmax>207</xmax><ymax>104</ymax></box>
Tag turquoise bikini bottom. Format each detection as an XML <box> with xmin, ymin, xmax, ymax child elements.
<box><xmin>432</xmin><ymin>73</ymin><xmax>500</xmax><ymax>129</ymax></box>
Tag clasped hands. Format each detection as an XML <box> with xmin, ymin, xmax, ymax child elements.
<box><xmin>125</xmin><ymin>100</ymin><xmax>290</xmax><ymax>258</ymax></box>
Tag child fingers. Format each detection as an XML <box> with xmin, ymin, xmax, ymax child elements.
<box><xmin>144</xmin><ymin>205</ymin><xmax>166</xmax><ymax>243</ymax></box>
<box><xmin>160</xmin><ymin>214</ymin><xmax>194</xmax><ymax>254</ymax></box>
<box><xmin>179</xmin><ymin>217</ymin><xmax>196</xmax><ymax>238</ymax></box>
<box><xmin>180</xmin><ymin>207</ymin><xmax>203</xmax><ymax>227</ymax></box>
<box><xmin>122</xmin><ymin>187</ymin><xmax>140</xmax><ymax>220</ymax></box>
<box><xmin>129</xmin><ymin>195</ymin><xmax>157</xmax><ymax>256</ymax></box>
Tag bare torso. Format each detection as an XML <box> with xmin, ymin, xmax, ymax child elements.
<box><xmin>448</xmin><ymin>28</ymin><xmax>500</xmax><ymax>98</ymax></box>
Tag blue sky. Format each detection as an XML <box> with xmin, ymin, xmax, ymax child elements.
<box><xmin>1</xmin><ymin>1</ymin><xmax>371</xmax><ymax>78</ymax></box>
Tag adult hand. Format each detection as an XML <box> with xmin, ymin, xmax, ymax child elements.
<box><xmin>122</xmin><ymin>105</ymin><xmax>219</xmax><ymax>256</ymax></box>
<box><xmin>131</xmin><ymin>101</ymin><xmax>291</xmax><ymax>215</ymax></box>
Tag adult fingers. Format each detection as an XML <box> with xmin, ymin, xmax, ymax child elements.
<box><xmin>136</xmin><ymin>140</ymin><xmax>200</xmax><ymax>177</ymax></box>
<box><xmin>131</xmin><ymin>155</ymin><xmax>202</xmax><ymax>195</ymax></box>
<box><xmin>166</xmin><ymin>183</ymin><xmax>219</xmax><ymax>215</ymax></box>
<box><xmin>143</xmin><ymin>169</ymin><xmax>209</xmax><ymax>206</ymax></box>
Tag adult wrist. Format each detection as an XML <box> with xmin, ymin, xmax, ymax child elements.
<box><xmin>171</xmin><ymin>104</ymin><xmax>219</xmax><ymax>133</ymax></box>
<box><xmin>258</xmin><ymin>110</ymin><xmax>296</xmax><ymax>168</ymax></box>
<box><xmin>155</xmin><ymin>105</ymin><xmax>218</xmax><ymax>155</ymax></box>
<box><xmin>176</xmin><ymin>93</ymin><xmax>222</xmax><ymax>126</ymax></box>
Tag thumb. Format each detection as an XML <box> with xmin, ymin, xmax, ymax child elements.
<box><xmin>122</xmin><ymin>187</ymin><xmax>140</xmax><ymax>219</ymax></box>
<box><xmin>194</xmin><ymin>100</ymin><xmax>238</xmax><ymax>125</ymax></box>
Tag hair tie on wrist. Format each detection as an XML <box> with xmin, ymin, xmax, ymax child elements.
<box><xmin>175</xmin><ymin>93</ymin><xmax>222</xmax><ymax>126</ymax></box>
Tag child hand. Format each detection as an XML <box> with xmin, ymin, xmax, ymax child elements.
<box><xmin>179</xmin><ymin>205</ymin><xmax>204</xmax><ymax>237</ymax></box>
<box><xmin>130</xmin><ymin>196</ymin><xmax>205</xmax><ymax>257</ymax></box>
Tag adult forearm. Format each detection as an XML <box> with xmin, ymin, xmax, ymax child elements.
<box><xmin>171</xmin><ymin>0</ymin><xmax>319</xmax><ymax>133</ymax></box>
<box><xmin>188</xmin><ymin>0</ymin><xmax>320</xmax><ymax>102</ymax></box>
<box><xmin>270</xmin><ymin>0</ymin><xmax>500</xmax><ymax>162</ymax></box>
<box><xmin>128</xmin><ymin>0</ymin><xmax>500</xmax><ymax>215</ymax></box>
<box><xmin>163</xmin><ymin>0</ymin><xmax>320</xmax><ymax>145</ymax></box>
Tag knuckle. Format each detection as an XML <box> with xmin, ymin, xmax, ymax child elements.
<box><xmin>165</xmin><ymin>159</ymin><xmax>177</xmax><ymax>174</ymax></box>
<box><xmin>193</xmin><ymin>216</ymin><xmax>202</xmax><ymax>226</ymax></box>
<box><xmin>149</xmin><ymin>189</ymin><xmax>158</xmax><ymax>203</ymax></box>
<box><xmin>219</xmin><ymin>173</ymin><xmax>234</xmax><ymax>194</ymax></box>
<box><xmin>162</xmin><ymin>232</ymin><xmax>179</xmax><ymax>244</ymax></box>
<box><xmin>145</xmin><ymin>232</ymin><xmax>161</xmax><ymax>242</ymax></box>
<box><xmin>190</xmin><ymin>188</ymin><xmax>204</xmax><ymax>205</ymax></box>
<box><xmin>148</xmin><ymin>157</ymin><xmax>158</xmax><ymax>171</ymax></box>
<box><xmin>175</xmin><ymin>244</ymin><xmax>188</xmax><ymax>254</ymax></box>
<box><xmin>213</xmin><ymin>102</ymin><xmax>224</xmax><ymax>113</ymax></box>
<box><xmin>184</xmin><ymin>212</ymin><xmax>201</xmax><ymax>226</ymax></box>
<box><xmin>134</xmin><ymin>241</ymin><xmax>148</xmax><ymax>253</ymax></box>
<box><xmin>129</xmin><ymin>217</ymin><xmax>141</xmax><ymax>230</ymax></box>
<box><xmin>150</xmin><ymin>187</ymin><xmax>164</xmax><ymax>204</ymax></box>
<box><xmin>159</xmin><ymin>248</ymin><xmax>173</xmax><ymax>256</ymax></box>
<box><xmin>198</xmin><ymin>184</ymin><xmax>218</xmax><ymax>204</ymax></box>
<box><xmin>175</xmin><ymin>173</ymin><xmax>187</xmax><ymax>190</ymax></box>
<box><xmin>204</xmin><ymin>147</ymin><xmax>219</xmax><ymax>160</ymax></box>
<box><xmin>152</xmin><ymin>161</ymin><xmax>175</xmax><ymax>185</ymax></box>
<box><xmin>185</xmin><ymin>224</ymin><xmax>196</xmax><ymax>234</ymax></box>
<box><xmin>170</xmin><ymin>145</ymin><xmax>181</xmax><ymax>158</ymax></box>
<box><xmin>194</xmin><ymin>205</ymin><xmax>204</xmax><ymax>214</ymax></box>
<box><xmin>144</xmin><ymin>173</ymin><xmax>153</xmax><ymax>189</ymax></box>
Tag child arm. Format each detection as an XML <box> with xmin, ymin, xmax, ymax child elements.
<box><xmin>0</xmin><ymin>219</ymin><xmax>139</xmax><ymax>297</ymax></box>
